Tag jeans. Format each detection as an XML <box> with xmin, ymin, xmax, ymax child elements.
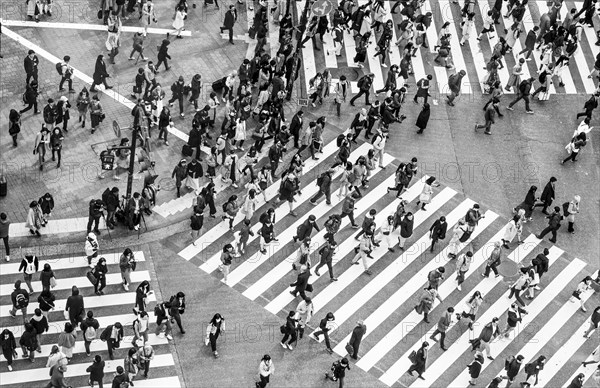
<box><xmin>52</xmin><ymin>148</ymin><xmax>62</xmax><ymax>164</ymax></box>
<box><xmin>169</xmin><ymin>95</ymin><xmax>184</xmax><ymax>115</ymax></box>
<box><xmin>340</xmin><ymin>211</ymin><xmax>356</xmax><ymax>226</ymax></box>
<box><xmin>94</xmin><ymin>275</ymin><xmax>106</xmax><ymax>293</ymax></box>
<box><xmin>562</xmin><ymin>151</ymin><xmax>579</xmax><ymax>163</ymax></box>
<box><xmin>315</xmin><ymin>260</ymin><xmax>334</xmax><ymax>278</ymax></box>
<box><xmin>59</xmin><ymin>76</ymin><xmax>72</xmax><ymax>90</ymax></box>
<box><xmin>350</xmin><ymin>89</ymin><xmax>370</xmax><ymax>105</ymax></box>
<box><xmin>483</xmin><ymin>263</ymin><xmax>499</xmax><ymax>277</ymax></box>
<box><xmin>155</xmin><ymin>317</ymin><xmax>172</xmax><ymax>336</ymax></box>
<box><xmin>281</xmin><ymin>330</ymin><xmax>297</xmax><ymax>345</ymax></box>
<box><xmin>87</xmin><ymin>216</ymin><xmax>101</xmax><ymax>232</ymax></box>
<box><xmin>209</xmin><ymin>332</ymin><xmax>220</xmax><ymax>351</ymax></box>
<box><xmin>508</xmin><ymin>286</ymin><xmax>526</xmax><ymax>306</ymax></box>
<box><xmin>311</xmin><ymin>189</ymin><xmax>331</xmax><ymax>204</ymax></box>
<box><xmin>20</xmin><ymin>101</ymin><xmax>38</xmax><ymax>114</ymax></box>
<box><xmin>508</xmin><ymin>94</ymin><xmax>531</xmax><ymax>111</ymax></box>
<box><xmin>23</xmin><ymin>273</ymin><xmax>34</xmax><ymax>293</ymax></box>
<box><xmin>171</xmin><ymin>312</ymin><xmax>184</xmax><ymax>333</ymax></box>
<box><xmin>430</xmin><ymin>329</ymin><xmax>446</xmax><ymax>348</ymax></box>
<box><xmin>538</xmin><ymin>225</ymin><xmax>558</xmax><ymax>241</ymax></box>
<box><xmin>314</xmin><ymin>328</ymin><xmax>331</xmax><ymax>349</ymax></box>
<box><xmin>84</xmin><ymin>339</ymin><xmax>92</xmax><ymax>354</ymax></box>
<box><xmin>107</xmin><ymin>339</ymin><xmax>117</xmax><ymax>359</ymax></box>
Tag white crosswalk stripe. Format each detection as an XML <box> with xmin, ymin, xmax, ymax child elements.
<box><xmin>176</xmin><ymin>134</ymin><xmax>593</xmax><ymax>387</ymax></box>
<box><xmin>300</xmin><ymin>0</ymin><xmax>600</xmax><ymax>96</ymax></box>
<box><xmin>0</xmin><ymin>250</ymin><xmax>179</xmax><ymax>386</ymax></box>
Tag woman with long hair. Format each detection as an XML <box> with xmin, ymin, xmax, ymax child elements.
<box><xmin>205</xmin><ymin>313</ymin><xmax>225</xmax><ymax>358</ymax></box>
<box><xmin>456</xmin><ymin>291</ymin><xmax>484</xmax><ymax>330</ymax></box>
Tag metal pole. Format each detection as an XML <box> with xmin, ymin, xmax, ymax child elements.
<box><xmin>126</xmin><ymin>127</ymin><xmax>138</xmax><ymax>201</ymax></box>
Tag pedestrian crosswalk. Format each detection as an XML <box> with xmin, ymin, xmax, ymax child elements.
<box><xmin>0</xmin><ymin>251</ymin><xmax>181</xmax><ymax>388</ymax></box>
<box><xmin>301</xmin><ymin>0</ymin><xmax>600</xmax><ymax>98</ymax></box>
<box><xmin>178</xmin><ymin>134</ymin><xmax>597</xmax><ymax>387</ymax></box>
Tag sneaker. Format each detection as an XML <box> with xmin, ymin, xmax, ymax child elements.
<box><xmin>310</xmin><ymin>200</ymin><xmax>317</xmax><ymax>205</ymax></box>
<box><xmin>330</xmin><ymin>277</ymin><xmax>338</xmax><ymax>282</ymax></box>
<box><xmin>280</xmin><ymin>342</ymin><xmax>287</xmax><ymax>349</ymax></box>
<box><xmin>506</xmin><ymin>106</ymin><xmax>514</xmax><ymax>111</ymax></box>
<box><xmin>5</xmin><ymin>255</ymin><xmax>9</xmax><ymax>262</ymax></box>
<box><xmin>166</xmin><ymin>334</ymin><xmax>173</xmax><ymax>340</ymax></box>
<box><xmin>286</xmin><ymin>344</ymin><xmax>293</xmax><ymax>350</ymax></box>
<box><xmin>7</xmin><ymin>365</ymin><xmax>12</xmax><ymax>371</ymax></box>
<box><xmin>457</xmin><ymin>284</ymin><xmax>462</xmax><ymax>291</ymax></box>
<box><xmin>213</xmin><ymin>351</ymin><xmax>219</xmax><ymax>358</ymax></box>
<box><xmin>157</xmin><ymin>332</ymin><xmax>165</xmax><ymax>338</ymax></box>
<box><xmin>526</xmin><ymin>110</ymin><xmax>534</xmax><ymax>114</ymax></box>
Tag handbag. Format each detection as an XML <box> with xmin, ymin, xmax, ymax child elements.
<box><xmin>97</xmin><ymin>10</ymin><xmax>103</xmax><ymax>19</ymax></box>
<box><xmin>279</xmin><ymin>325</ymin><xmax>286</xmax><ymax>334</ymax></box>
<box><xmin>50</xmin><ymin>276</ymin><xmax>57</xmax><ymax>288</ymax></box>
<box><xmin>345</xmin><ymin>343</ymin><xmax>354</xmax><ymax>355</ymax></box>
<box><xmin>408</xmin><ymin>350</ymin><xmax>417</xmax><ymax>363</ymax></box>
<box><xmin>305</xmin><ymin>283</ymin><xmax>314</xmax><ymax>293</ymax></box>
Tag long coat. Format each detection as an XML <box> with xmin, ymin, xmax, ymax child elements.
<box><xmin>416</xmin><ymin>106</ymin><xmax>430</xmax><ymax>130</ymax></box>
<box><xmin>93</xmin><ymin>58</ymin><xmax>109</xmax><ymax>84</ymax></box>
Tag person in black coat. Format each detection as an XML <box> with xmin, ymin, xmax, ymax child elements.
<box><xmin>514</xmin><ymin>185</ymin><xmax>537</xmax><ymax>220</ymax></box>
<box><xmin>220</xmin><ymin>5</ymin><xmax>237</xmax><ymax>44</ymax></box>
<box><xmin>289</xmin><ymin>110</ymin><xmax>304</xmax><ymax>148</ymax></box>
<box><xmin>293</xmin><ymin>215</ymin><xmax>320</xmax><ymax>242</ymax></box>
<box><xmin>24</xmin><ymin>50</ymin><xmax>39</xmax><ymax>84</ymax></box>
<box><xmin>0</xmin><ymin>329</ymin><xmax>17</xmax><ymax>371</ymax></box>
<box><xmin>416</xmin><ymin>103</ymin><xmax>431</xmax><ymax>134</ymax></box>
<box><xmin>280</xmin><ymin>310</ymin><xmax>298</xmax><ymax>350</ymax></box>
<box><xmin>467</xmin><ymin>353</ymin><xmax>484</xmax><ymax>385</ymax></box>
<box><xmin>289</xmin><ymin>265</ymin><xmax>310</xmax><ymax>301</ymax></box>
<box><xmin>567</xmin><ymin>373</ymin><xmax>586</xmax><ymax>388</ymax></box>
<box><xmin>428</xmin><ymin>216</ymin><xmax>447</xmax><ymax>252</ymax></box>
<box><xmin>20</xmin><ymin>80</ymin><xmax>39</xmax><ymax>115</ymax></box>
<box><xmin>156</xmin><ymin>39</ymin><xmax>171</xmax><ymax>71</ymax></box>
<box><xmin>406</xmin><ymin>341</ymin><xmax>429</xmax><ymax>379</ymax></box>
<box><xmin>90</xmin><ymin>55</ymin><xmax>112</xmax><ymax>92</ymax></box>
<box><xmin>505</xmin><ymin>354</ymin><xmax>524</xmax><ymax>387</ymax></box>
<box><xmin>533</xmin><ymin>177</ymin><xmax>556</xmax><ymax>214</ymax></box>
<box><xmin>348</xmin><ymin>320</ymin><xmax>367</xmax><ymax>359</ymax></box>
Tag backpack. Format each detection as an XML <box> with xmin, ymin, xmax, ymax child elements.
<box><xmin>427</xmin><ymin>269</ymin><xmax>438</xmax><ymax>283</ymax></box>
<box><xmin>524</xmin><ymin>362</ymin><xmax>536</xmax><ymax>375</ymax></box>
<box><xmin>371</xmin><ymin>133</ymin><xmax>381</xmax><ymax>145</ymax></box>
<box><xmin>562</xmin><ymin>201</ymin><xmax>570</xmax><ymax>217</ymax></box>
<box><xmin>222</xmin><ymin>201</ymin><xmax>229</xmax><ymax>213</ymax></box>
<box><xmin>504</xmin><ymin>355</ymin><xmax>515</xmax><ymax>371</ymax></box>
<box><xmin>24</xmin><ymin>258</ymin><xmax>36</xmax><ymax>275</ymax></box>
<box><xmin>55</xmin><ymin>62</ymin><xmax>63</xmax><ymax>75</ymax></box>
<box><xmin>259</xmin><ymin>212</ymin><xmax>269</xmax><ymax>224</ymax></box>
<box><xmin>336</xmin><ymin>134</ymin><xmax>346</xmax><ymax>147</ymax></box>
<box><xmin>538</xmin><ymin>71</ymin><xmax>546</xmax><ymax>84</ymax></box>
<box><xmin>15</xmin><ymin>293</ymin><xmax>29</xmax><ymax>309</ymax></box>
<box><xmin>85</xmin><ymin>325</ymin><xmax>97</xmax><ymax>341</ymax></box>
<box><xmin>357</xmin><ymin>76</ymin><xmax>366</xmax><ymax>90</ymax></box>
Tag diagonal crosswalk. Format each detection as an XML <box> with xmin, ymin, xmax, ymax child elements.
<box><xmin>177</xmin><ymin>134</ymin><xmax>595</xmax><ymax>387</ymax></box>
<box><xmin>301</xmin><ymin>0</ymin><xmax>600</xmax><ymax>96</ymax></box>
<box><xmin>0</xmin><ymin>251</ymin><xmax>181</xmax><ymax>387</ymax></box>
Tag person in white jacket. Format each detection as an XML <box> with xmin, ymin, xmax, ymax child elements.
<box><xmin>84</xmin><ymin>232</ymin><xmax>99</xmax><ymax>268</ymax></box>
<box><xmin>257</xmin><ymin>354</ymin><xmax>274</xmax><ymax>388</ymax></box>
<box><xmin>371</xmin><ymin>127</ymin><xmax>386</xmax><ymax>168</ymax></box>
<box><xmin>294</xmin><ymin>298</ymin><xmax>313</xmax><ymax>339</ymax></box>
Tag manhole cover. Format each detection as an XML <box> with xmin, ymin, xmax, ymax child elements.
<box><xmin>330</xmin><ymin>67</ymin><xmax>361</xmax><ymax>82</ymax></box>
<box><xmin>498</xmin><ymin>260</ymin><xmax>519</xmax><ymax>279</ymax></box>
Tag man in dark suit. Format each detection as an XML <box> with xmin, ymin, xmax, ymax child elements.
<box><xmin>289</xmin><ymin>265</ymin><xmax>310</xmax><ymax>301</ymax></box>
<box><xmin>289</xmin><ymin>110</ymin><xmax>304</xmax><ymax>148</ymax></box>
<box><xmin>220</xmin><ymin>5</ymin><xmax>237</xmax><ymax>44</ymax></box>
<box><xmin>534</xmin><ymin>177</ymin><xmax>557</xmax><ymax>214</ymax></box>
<box><xmin>348</xmin><ymin>320</ymin><xmax>367</xmax><ymax>359</ymax></box>
<box><xmin>24</xmin><ymin>50</ymin><xmax>39</xmax><ymax>84</ymax></box>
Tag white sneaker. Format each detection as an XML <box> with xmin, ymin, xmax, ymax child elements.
<box><xmin>123</xmin><ymin>284</ymin><xmax>129</xmax><ymax>291</ymax></box>
<box><xmin>157</xmin><ymin>332</ymin><xmax>165</xmax><ymax>338</ymax></box>
<box><xmin>166</xmin><ymin>334</ymin><xmax>173</xmax><ymax>340</ymax></box>
<box><xmin>286</xmin><ymin>344</ymin><xmax>293</xmax><ymax>350</ymax></box>
<box><xmin>280</xmin><ymin>342</ymin><xmax>287</xmax><ymax>349</ymax></box>
<box><xmin>134</xmin><ymin>225</ymin><xmax>139</xmax><ymax>231</ymax></box>
<box><xmin>7</xmin><ymin>365</ymin><xmax>12</xmax><ymax>371</ymax></box>
<box><xmin>5</xmin><ymin>255</ymin><xmax>9</xmax><ymax>262</ymax></box>
<box><xmin>89</xmin><ymin>264</ymin><xmax>94</xmax><ymax>269</ymax></box>
<box><xmin>457</xmin><ymin>284</ymin><xmax>462</xmax><ymax>291</ymax></box>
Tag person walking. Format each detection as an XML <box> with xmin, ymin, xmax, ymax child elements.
<box><xmin>90</xmin><ymin>55</ymin><xmax>112</xmax><ymax>92</ymax></box>
<box><xmin>168</xmin><ymin>76</ymin><xmax>185</xmax><ymax>118</ymax></box>
<box><xmin>112</xmin><ymin>366</ymin><xmax>130</xmax><ymax>388</ymax></box>
<box><xmin>220</xmin><ymin>5</ymin><xmax>237</xmax><ymax>44</ymax></box>
<box><xmin>430</xmin><ymin>307</ymin><xmax>453</xmax><ymax>351</ymax></box>
<box><xmin>482</xmin><ymin>241</ymin><xmax>502</xmax><ymax>278</ymax></box>
<box><xmin>100</xmin><ymin>322</ymin><xmax>123</xmax><ymax>360</ymax></box>
<box><xmin>315</xmin><ymin>240</ymin><xmax>337</xmax><ymax>281</ymax></box>
<box><xmin>351</xmin><ymin>232</ymin><xmax>374</xmax><ymax>276</ymax></box>
<box><xmin>33</xmin><ymin>125</ymin><xmax>50</xmax><ymax>171</ymax></box>
<box><xmin>154</xmin><ymin>301</ymin><xmax>173</xmax><ymax>340</ymax></box>
<box><xmin>218</xmin><ymin>244</ymin><xmax>234</xmax><ymax>283</ymax></box>
<box><xmin>567</xmin><ymin>373</ymin><xmax>586</xmax><ymax>388</ymax></box>
<box><xmin>576</xmin><ymin>93</ymin><xmax>599</xmax><ymax>120</ymax></box>
<box><xmin>311</xmin><ymin>168</ymin><xmax>333</xmax><ymax>205</ymax></box>
<box><xmin>85</xmin><ymin>232</ymin><xmax>100</xmax><ymax>267</ymax></box>
<box><xmin>58</xmin><ymin>322</ymin><xmax>77</xmax><ymax>360</ymax></box>
<box><xmin>156</xmin><ymin>39</ymin><xmax>171</xmax><ymax>71</ymax></box>
<box><xmin>413</xmin><ymin>75</ymin><xmax>433</xmax><ymax>104</ymax></box>
<box><xmin>9</xmin><ymin>280</ymin><xmax>30</xmax><ymax>323</ymax></box>
<box><xmin>18</xmin><ymin>254</ymin><xmax>38</xmax><ymax>294</ymax></box>
<box><xmin>24</xmin><ymin>50</ymin><xmax>39</xmax><ymax>84</ymax></box>
<box><xmin>415</xmin><ymin>286</ymin><xmax>442</xmax><ymax>323</ymax></box>
<box><xmin>428</xmin><ymin>216</ymin><xmax>447</xmax><ymax>253</ymax></box>
<box><xmin>350</xmin><ymin>73</ymin><xmax>374</xmax><ymax>106</ymax></box>
<box><xmin>137</xmin><ymin>343</ymin><xmax>154</xmax><ymax>378</ymax></box>
<box><xmin>506</xmin><ymin>77</ymin><xmax>534</xmax><ymax>114</ymax></box>
<box><xmin>280</xmin><ymin>310</ymin><xmax>298</xmax><ymax>351</ymax></box>
<box><xmin>290</xmin><ymin>264</ymin><xmax>311</xmax><ymax>299</ymax></box>
<box><xmin>415</xmin><ymin>103</ymin><xmax>430</xmax><ymax>134</ymax></box>
<box><xmin>89</xmin><ymin>95</ymin><xmax>104</xmax><ymax>134</ymax></box>
<box><xmin>65</xmin><ymin>285</ymin><xmax>85</xmax><ymax>330</ymax></box>
<box><xmin>502</xmin><ymin>302</ymin><xmax>528</xmax><ymax>338</ymax></box>
<box><xmin>565</xmin><ymin>195</ymin><xmax>580</xmax><ymax>234</ymax></box>
<box><xmin>467</xmin><ymin>353</ymin><xmax>485</xmax><ymax>386</ymax></box>
<box><xmin>0</xmin><ymin>213</ymin><xmax>10</xmax><ymax>262</ymax></box>
<box><xmin>347</xmin><ymin>320</ymin><xmax>367</xmax><ymax>360</ymax></box>
<box><xmin>46</xmin><ymin>345</ymin><xmax>66</xmax><ymax>371</ymax></box>
<box><xmin>535</xmin><ymin>206</ymin><xmax>562</xmax><ymax>243</ymax></box>
<box><xmin>25</xmin><ymin>201</ymin><xmax>43</xmax><ymax>237</ymax></box>
<box><xmin>19</xmin><ymin>81</ymin><xmax>39</xmax><ymax>118</ymax></box>
<box><xmin>325</xmin><ymin>357</ymin><xmax>351</xmax><ymax>387</ymax></box>
<box><xmin>583</xmin><ymin>305</ymin><xmax>600</xmax><ymax>338</ymax></box>
<box><xmin>508</xmin><ymin>267</ymin><xmax>530</xmax><ymax>307</ymax></box>
<box><xmin>129</xmin><ymin>31</ymin><xmax>147</xmax><ymax>61</ymax></box>
<box><xmin>294</xmin><ymin>298</ymin><xmax>313</xmax><ymax>340</ymax></box>
<box><xmin>521</xmin><ymin>356</ymin><xmax>546</xmax><ymax>387</ymax></box>
<box><xmin>171</xmin><ymin>5</ymin><xmax>186</xmax><ymax>38</ymax></box>
<box><xmin>502</xmin><ymin>214</ymin><xmax>523</xmax><ymax>249</ymax></box>
<box><xmin>533</xmin><ymin>177</ymin><xmax>556</xmax><ymax>214</ymax></box>
<box><xmin>456</xmin><ymin>291</ymin><xmax>484</xmax><ymax>331</ymax></box>
<box><xmin>455</xmin><ymin>251</ymin><xmax>473</xmax><ymax>291</ymax></box>
<box><xmin>504</xmin><ymin>354</ymin><xmax>524</xmax><ymax>388</ymax></box>
<box><xmin>132</xmin><ymin>311</ymin><xmax>150</xmax><ymax>348</ymax></box>
<box><xmin>570</xmin><ymin>276</ymin><xmax>594</xmax><ymax>312</ymax></box>
<box><xmin>92</xmin><ymin>257</ymin><xmax>108</xmax><ymax>295</ymax></box>
<box><xmin>471</xmin><ymin>317</ymin><xmax>500</xmax><ymax>360</ymax></box>
<box><xmin>406</xmin><ymin>341</ymin><xmax>429</xmax><ymax>380</ymax></box>
<box><xmin>29</xmin><ymin>308</ymin><xmax>48</xmax><ymax>353</ymax></box>
<box><xmin>19</xmin><ymin>323</ymin><xmax>37</xmax><ymax>363</ymax></box>
<box><xmin>475</xmin><ymin>99</ymin><xmax>497</xmax><ymax>135</ymax></box>
<box><xmin>75</xmin><ymin>87</ymin><xmax>90</xmax><ymax>128</ymax></box>
<box><xmin>257</xmin><ymin>354</ymin><xmax>274</xmax><ymax>388</ymax></box>
<box><xmin>166</xmin><ymin>291</ymin><xmax>185</xmax><ymax>334</ymax></box>
<box><xmin>0</xmin><ymin>329</ymin><xmax>17</xmax><ymax>371</ymax></box>
<box><xmin>314</xmin><ymin>312</ymin><xmax>335</xmax><ymax>354</ymax></box>
<box><xmin>81</xmin><ymin>311</ymin><xmax>100</xmax><ymax>356</ymax></box>
<box><xmin>398</xmin><ymin>212</ymin><xmax>414</xmax><ymax>250</ymax></box>
<box><xmin>190</xmin><ymin>207</ymin><xmax>204</xmax><ymax>245</ymax></box>
<box><xmin>140</xmin><ymin>0</ymin><xmax>157</xmax><ymax>36</ymax></box>
<box><xmin>205</xmin><ymin>313</ymin><xmax>225</xmax><ymax>357</ymax></box>
<box><xmin>506</xmin><ymin>58</ymin><xmax>525</xmax><ymax>92</ymax></box>
<box><xmin>428</xmin><ymin>266</ymin><xmax>445</xmax><ymax>290</ymax></box>
<box><xmin>86</xmin><ymin>355</ymin><xmax>105</xmax><ymax>388</ymax></box>
<box><xmin>446</xmin><ymin>70</ymin><xmax>466</xmax><ymax>106</ymax></box>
